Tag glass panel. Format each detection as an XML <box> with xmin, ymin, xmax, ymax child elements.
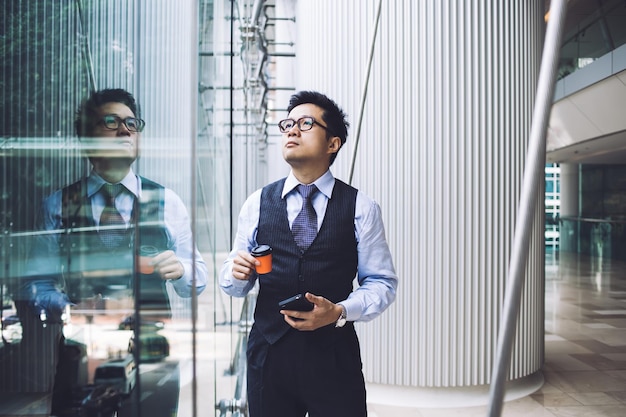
<box><xmin>557</xmin><ymin>0</ymin><xmax>626</xmax><ymax>79</ymax></box>
<box><xmin>3</xmin><ymin>0</ymin><xmax>278</xmax><ymax>414</ymax></box>
<box><xmin>1</xmin><ymin>1</ymin><xmax>238</xmax><ymax>416</ymax></box>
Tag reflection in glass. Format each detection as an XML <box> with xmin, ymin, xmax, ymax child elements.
<box><xmin>0</xmin><ymin>2</ymin><xmax>218</xmax><ymax>416</ymax></box>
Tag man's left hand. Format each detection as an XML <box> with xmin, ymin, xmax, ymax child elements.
<box><xmin>281</xmin><ymin>292</ymin><xmax>343</xmax><ymax>331</ymax></box>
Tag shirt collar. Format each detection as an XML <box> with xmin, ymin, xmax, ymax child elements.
<box><xmin>87</xmin><ymin>169</ymin><xmax>141</xmax><ymax>198</ymax></box>
<box><xmin>282</xmin><ymin>170</ymin><xmax>335</xmax><ymax>199</ymax></box>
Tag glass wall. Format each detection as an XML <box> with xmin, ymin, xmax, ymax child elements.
<box><xmin>545</xmin><ymin>163</ymin><xmax>561</xmax><ymax>254</ymax></box>
<box><xmin>557</xmin><ymin>0</ymin><xmax>626</xmax><ymax>79</ymax></box>
<box><xmin>0</xmin><ymin>1</ymin><xmax>273</xmax><ymax>415</ymax></box>
<box><xmin>559</xmin><ymin>164</ymin><xmax>626</xmax><ymax>261</ymax></box>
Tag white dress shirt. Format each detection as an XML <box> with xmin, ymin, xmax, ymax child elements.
<box><xmin>219</xmin><ymin>170</ymin><xmax>397</xmax><ymax>322</ymax></box>
<box><xmin>30</xmin><ymin>169</ymin><xmax>207</xmax><ymax>298</ymax></box>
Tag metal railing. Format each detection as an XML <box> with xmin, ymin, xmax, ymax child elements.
<box><xmin>216</xmin><ymin>291</ymin><xmax>256</xmax><ymax>417</ymax></box>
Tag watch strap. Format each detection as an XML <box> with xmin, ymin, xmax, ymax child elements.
<box><xmin>335</xmin><ymin>304</ymin><xmax>347</xmax><ymax>328</ymax></box>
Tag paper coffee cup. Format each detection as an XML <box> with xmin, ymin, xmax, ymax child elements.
<box><xmin>251</xmin><ymin>244</ymin><xmax>272</xmax><ymax>274</ymax></box>
<box><xmin>138</xmin><ymin>245</ymin><xmax>159</xmax><ymax>274</ymax></box>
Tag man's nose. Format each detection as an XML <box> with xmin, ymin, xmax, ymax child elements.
<box><xmin>116</xmin><ymin>123</ymin><xmax>131</xmax><ymax>136</ymax></box>
<box><xmin>287</xmin><ymin>123</ymin><xmax>300</xmax><ymax>136</ymax></box>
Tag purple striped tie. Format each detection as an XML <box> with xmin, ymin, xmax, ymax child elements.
<box><xmin>292</xmin><ymin>184</ymin><xmax>318</xmax><ymax>251</ymax></box>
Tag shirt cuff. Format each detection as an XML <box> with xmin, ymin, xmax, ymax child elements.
<box><xmin>338</xmin><ymin>298</ymin><xmax>361</xmax><ymax>322</ymax></box>
<box><xmin>231</xmin><ymin>273</ymin><xmax>254</xmax><ymax>288</ymax></box>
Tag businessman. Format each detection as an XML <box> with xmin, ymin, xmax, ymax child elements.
<box><xmin>220</xmin><ymin>90</ymin><xmax>398</xmax><ymax>416</ymax></box>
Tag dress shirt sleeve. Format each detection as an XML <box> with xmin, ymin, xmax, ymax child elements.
<box><xmin>218</xmin><ymin>189</ymin><xmax>262</xmax><ymax>298</ymax></box>
<box><xmin>24</xmin><ymin>191</ymin><xmax>63</xmax><ymax>281</ymax></box>
<box><xmin>163</xmin><ymin>189</ymin><xmax>208</xmax><ymax>297</ymax></box>
<box><xmin>341</xmin><ymin>193</ymin><xmax>398</xmax><ymax>322</ymax></box>
<box><xmin>20</xmin><ymin>191</ymin><xmax>73</xmax><ymax>322</ymax></box>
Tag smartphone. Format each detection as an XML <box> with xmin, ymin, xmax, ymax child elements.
<box><xmin>278</xmin><ymin>293</ymin><xmax>314</xmax><ymax>311</ymax></box>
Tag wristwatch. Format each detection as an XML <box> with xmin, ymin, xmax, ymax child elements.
<box><xmin>335</xmin><ymin>304</ymin><xmax>347</xmax><ymax>328</ymax></box>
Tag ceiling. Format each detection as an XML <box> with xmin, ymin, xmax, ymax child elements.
<box><xmin>547</xmin><ymin>69</ymin><xmax>626</xmax><ymax>164</ymax></box>
<box><xmin>545</xmin><ymin>0</ymin><xmax>626</xmax><ymax>165</ymax></box>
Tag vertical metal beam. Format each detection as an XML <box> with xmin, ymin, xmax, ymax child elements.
<box><xmin>348</xmin><ymin>0</ymin><xmax>383</xmax><ymax>185</ymax></box>
<box><xmin>188</xmin><ymin>1</ymin><xmax>200</xmax><ymax>415</ymax></box>
<box><xmin>75</xmin><ymin>0</ymin><xmax>98</xmax><ymax>91</ymax></box>
<box><xmin>486</xmin><ymin>1</ymin><xmax>568</xmax><ymax>416</ymax></box>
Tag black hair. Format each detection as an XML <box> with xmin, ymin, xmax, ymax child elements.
<box><xmin>75</xmin><ymin>88</ymin><xmax>141</xmax><ymax>137</ymax></box>
<box><xmin>287</xmin><ymin>91</ymin><xmax>349</xmax><ymax>165</ymax></box>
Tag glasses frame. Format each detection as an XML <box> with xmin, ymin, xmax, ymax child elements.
<box><xmin>277</xmin><ymin>116</ymin><xmax>329</xmax><ymax>133</ymax></box>
<box><xmin>96</xmin><ymin>114</ymin><xmax>146</xmax><ymax>133</ymax></box>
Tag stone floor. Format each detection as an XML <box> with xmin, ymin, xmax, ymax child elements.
<box><xmin>369</xmin><ymin>251</ymin><xmax>626</xmax><ymax>417</ymax></box>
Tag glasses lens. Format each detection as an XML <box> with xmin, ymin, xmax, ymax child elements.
<box><xmin>278</xmin><ymin>119</ymin><xmax>295</xmax><ymax>133</ymax></box>
<box><xmin>299</xmin><ymin>117</ymin><xmax>314</xmax><ymax>131</ymax></box>
<box><xmin>101</xmin><ymin>115</ymin><xmax>119</xmax><ymax>130</ymax></box>
<box><xmin>124</xmin><ymin>118</ymin><xmax>140</xmax><ymax>132</ymax></box>
<box><xmin>136</xmin><ymin>119</ymin><xmax>145</xmax><ymax>132</ymax></box>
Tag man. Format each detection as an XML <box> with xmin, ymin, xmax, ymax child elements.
<box><xmin>13</xmin><ymin>88</ymin><xmax>207</xmax><ymax>413</ymax></box>
<box><xmin>220</xmin><ymin>90</ymin><xmax>398</xmax><ymax>416</ymax></box>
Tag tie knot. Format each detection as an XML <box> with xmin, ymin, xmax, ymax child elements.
<box><xmin>297</xmin><ymin>184</ymin><xmax>318</xmax><ymax>200</ymax></box>
<box><xmin>102</xmin><ymin>183</ymin><xmax>123</xmax><ymax>199</ymax></box>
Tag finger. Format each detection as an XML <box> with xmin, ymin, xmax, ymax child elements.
<box><xmin>152</xmin><ymin>250</ymin><xmax>174</xmax><ymax>264</ymax></box>
<box><xmin>304</xmin><ymin>292</ymin><xmax>324</xmax><ymax>305</ymax></box>
<box><xmin>233</xmin><ymin>270</ymin><xmax>250</xmax><ymax>280</ymax></box>
<box><xmin>237</xmin><ymin>250</ymin><xmax>260</xmax><ymax>266</ymax></box>
<box><xmin>281</xmin><ymin>310</ymin><xmax>299</xmax><ymax>320</ymax></box>
<box><xmin>282</xmin><ymin>312</ymin><xmax>308</xmax><ymax>330</ymax></box>
<box><xmin>233</xmin><ymin>261</ymin><xmax>255</xmax><ymax>275</ymax></box>
<box><xmin>232</xmin><ymin>265</ymin><xmax>254</xmax><ymax>280</ymax></box>
<box><xmin>157</xmin><ymin>262</ymin><xmax>184</xmax><ymax>280</ymax></box>
<box><xmin>233</xmin><ymin>258</ymin><xmax>258</xmax><ymax>272</ymax></box>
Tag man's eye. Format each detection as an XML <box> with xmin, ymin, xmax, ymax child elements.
<box><xmin>301</xmin><ymin>119</ymin><xmax>313</xmax><ymax>127</ymax></box>
<box><xmin>102</xmin><ymin>116</ymin><xmax>118</xmax><ymax>127</ymax></box>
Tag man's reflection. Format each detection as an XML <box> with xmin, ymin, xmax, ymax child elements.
<box><xmin>7</xmin><ymin>88</ymin><xmax>207</xmax><ymax>415</ymax></box>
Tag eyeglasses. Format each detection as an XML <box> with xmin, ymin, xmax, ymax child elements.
<box><xmin>97</xmin><ymin>114</ymin><xmax>145</xmax><ymax>132</ymax></box>
<box><xmin>278</xmin><ymin>116</ymin><xmax>329</xmax><ymax>133</ymax></box>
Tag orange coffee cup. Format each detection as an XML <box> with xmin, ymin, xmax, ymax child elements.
<box><xmin>138</xmin><ymin>245</ymin><xmax>159</xmax><ymax>274</ymax></box>
<box><xmin>251</xmin><ymin>244</ymin><xmax>272</xmax><ymax>274</ymax></box>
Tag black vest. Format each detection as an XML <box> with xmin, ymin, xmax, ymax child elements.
<box><xmin>254</xmin><ymin>178</ymin><xmax>358</xmax><ymax>344</ymax></box>
<box><xmin>59</xmin><ymin>177</ymin><xmax>170</xmax><ymax>310</ymax></box>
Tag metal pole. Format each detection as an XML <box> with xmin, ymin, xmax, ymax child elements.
<box><xmin>348</xmin><ymin>0</ymin><xmax>383</xmax><ymax>185</ymax></box>
<box><xmin>75</xmin><ymin>0</ymin><xmax>98</xmax><ymax>92</ymax></box>
<box><xmin>486</xmin><ymin>1</ymin><xmax>568</xmax><ymax>416</ymax></box>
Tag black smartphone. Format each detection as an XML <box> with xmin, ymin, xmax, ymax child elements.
<box><xmin>278</xmin><ymin>293</ymin><xmax>314</xmax><ymax>311</ymax></box>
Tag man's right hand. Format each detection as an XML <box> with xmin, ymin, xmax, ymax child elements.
<box><xmin>231</xmin><ymin>250</ymin><xmax>259</xmax><ymax>281</ymax></box>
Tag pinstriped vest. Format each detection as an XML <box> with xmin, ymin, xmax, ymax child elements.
<box><xmin>59</xmin><ymin>177</ymin><xmax>169</xmax><ymax>309</ymax></box>
<box><xmin>254</xmin><ymin>178</ymin><xmax>358</xmax><ymax>344</ymax></box>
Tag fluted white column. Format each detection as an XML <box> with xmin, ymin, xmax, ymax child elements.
<box><xmin>294</xmin><ymin>0</ymin><xmax>545</xmax><ymax>406</ymax></box>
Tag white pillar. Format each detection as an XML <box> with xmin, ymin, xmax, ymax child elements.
<box><xmin>559</xmin><ymin>163</ymin><xmax>580</xmax><ymax>253</ymax></box>
<box><xmin>559</xmin><ymin>164</ymin><xmax>580</xmax><ymax>218</ymax></box>
<box><xmin>295</xmin><ymin>0</ymin><xmax>545</xmax><ymax>407</ymax></box>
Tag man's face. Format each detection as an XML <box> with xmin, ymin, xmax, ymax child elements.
<box><xmin>83</xmin><ymin>102</ymin><xmax>140</xmax><ymax>163</ymax></box>
<box><xmin>281</xmin><ymin>103</ymin><xmax>339</xmax><ymax>167</ymax></box>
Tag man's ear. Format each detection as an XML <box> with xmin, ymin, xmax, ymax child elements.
<box><xmin>328</xmin><ymin>136</ymin><xmax>341</xmax><ymax>154</ymax></box>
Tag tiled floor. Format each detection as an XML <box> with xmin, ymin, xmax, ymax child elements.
<box><xmin>369</xmin><ymin>252</ymin><xmax>626</xmax><ymax>417</ymax></box>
